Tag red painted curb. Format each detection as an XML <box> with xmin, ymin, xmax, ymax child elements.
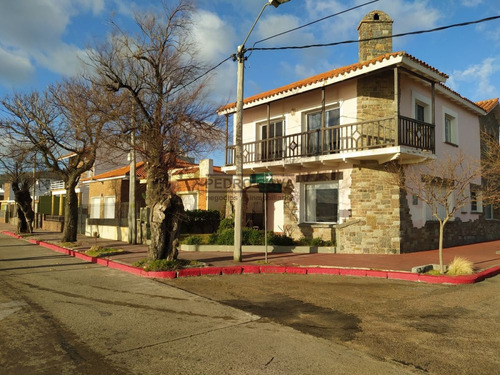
<box><xmin>142</xmin><ymin>270</ymin><xmax>177</xmax><ymax>279</ymax></box>
<box><xmin>366</xmin><ymin>270</ymin><xmax>387</xmax><ymax>278</ymax></box>
<box><xmin>387</xmin><ymin>271</ymin><xmax>420</xmax><ymax>281</ymax></box>
<box><xmin>74</xmin><ymin>252</ymin><xmax>93</xmax><ymax>262</ymax></box>
<box><xmin>200</xmin><ymin>267</ymin><xmax>222</xmax><ymax>276</ymax></box>
<box><xmin>418</xmin><ymin>274</ymin><xmax>452</xmax><ymax>284</ymax></box>
<box><xmin>221</xmin><ymin>266</ymin><xmax>243</xmax><ymax>275</ymax></box>
<box><xmin>93</xmin><ymin>257</ymin><xmax>109</xmax><ymax>266</ymax></box>
<box><xmin>177</xmin><ymin>268</ymin><xmax>202</xmax><ymax>277</ymax></box>
<box><xmin>241</xmin><ymin>265</ymin><xmax>261</xmax><ymax>274</ymax></box>
<box><xmin>285</xmin><ymin>266</ymin><xmax>308</xmax><ymax>275</ymax></box>
<box><xmin>260</xmin><ymin>266</ymin><xmax>286</xmax><ymax>274</ymax></box>
<box><xmin>28</xmin><ymin>239</ymin><xmax>40</xmax><ymax>245</ymax></box>
<box><xmin>107</xmin><ymin>261</ymin><xmax>143</xmax><ymax>275</ymax></box>
<box><xmin>477</xmin><ymin>266</ymin><xmax>500</xmax><ymax>279</ymax></box>
<box><xmin>339</xmin><ymin>268</ymin><xmax>367</xmax><ymax>277</ymax></box>
<box><xmin>307</xmin><ymin>267</ymin><xmax>340</xmax><ymax>275</ymax></box>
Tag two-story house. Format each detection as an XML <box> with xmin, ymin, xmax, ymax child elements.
<box><xmin>219</xmin><ymin>10</ymin><xmax>500</xmax><ymax>254</ymax></box>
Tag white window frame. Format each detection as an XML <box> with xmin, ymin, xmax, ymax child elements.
<box><xmin>103</xmin><ymin>196</ymin><xmax>116</xmax><ymax>219</ymax></box>
<box><xmin>180</xmin><ymin>192</ymin><xmax>198</xmax><ymax>211</ymax></box>
<box><xmin>425</xmin><ymin>185</ymin><xmax>455</xmax><ymax>222</ymax></box>
<box><xmin>90</xmin><ymin>197</ymin><xmax>101</xmax><ymax>219</ymax></box>
<box><xmin>443</xmin><ymin>107</ymin><xmax>459</xmax><ymax>145</ymax></box>
<box><xmin>301</xmin><ymin>181</ymin><xmax>339</xmax><ymax>224</ymax></box>
<box><xmin>470</xmin><ymin>189</ymin><xmax>483</xmax><ymax>213</ymax></box>
<box><xmin>412</xmin><ymin>91</ymin><xmax>431</xmax><ymax>123</ymax></box>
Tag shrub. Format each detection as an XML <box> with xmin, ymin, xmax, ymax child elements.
<box><xmin>184</xmin><ymin>235</ymin><xmax>203</xmax><ymax>245</ymax></box>
<box><xmin>447</xmin><ymin>257</ymin><xmax>474</xmax><ymax>276</ymax></box>
<box><xmin>85</xmin><ymin>246</ymin><xmax>123</xmax><ymax>257</ymax></box>
<box><xmin>181</xmin><ymin>209</ymin><xmax>221</xmax><ymax>234</ymax></box>
<box><xmin>218</xmin><ymin>217</ymin><xmax>235</xmax><ymax>231</ymax></box>
<box><xmin>215</xmin><ymin>228</ymin><xmax>234</xmax><ymax>245</ymax></box>
<box><xmin>268</xmin><ymin>233</ymin><xmax>296</xmax><ymax>246</ymax></box>
<box><xmin>134</xmin><ymin>258</ymin><xmax>191</xmax><ymax>271</ymax></box>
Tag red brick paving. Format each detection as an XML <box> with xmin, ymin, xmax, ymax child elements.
<box><xmin>1</xmin><ymin>223</ymin><xmax>499</xmax><ymax>272</ymax></box>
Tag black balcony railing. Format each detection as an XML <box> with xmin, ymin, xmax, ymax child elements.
<box><xmin>225</xmin><ymin>116</ymin><xmax>435</xmax><ymax>166</ymax></box>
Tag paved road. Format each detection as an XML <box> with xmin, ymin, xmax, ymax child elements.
<box><xmin>0</xmin><ymin>235</ymin><xmax>416</xmax><ymax>374</ymax></box>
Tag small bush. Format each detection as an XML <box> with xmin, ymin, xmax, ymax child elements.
<box><xmin>181</xmin><ymin>209</ymin><xmax>221</xmax><ymax>234</ymax></box>
<box><xmin>215</xmin><ymin>228</ymin><xmax>234</xmax><ymax>245</ymax></box>
<box><xmin>243</xmin><ymin>227</ymin><xmax>265</xmax><ymax>245</ymax></box>
<box><xmin>184</xmin><ymin>235</ymin><xmax>203</xmax><ymax>245</ymax></box>
<box><xmin>268</xmin><ymin>233</ymin><xmax>295</xmax><ymax>246</ymax></box>
<box><xmin>134</xmin><ymin>258</ymin><xmax>192</xmax><ymax>271</ymax></box>
<box><xmin>447</xmin><ymin>257</ymin><xmax>474</xmax><ymax>276</ymax></box>
<box><xmin>218</xmin><ymin>217</ymin><xmax>235</xmax><ymax>231</ymax></box>
<box><xmin>85</xmin><ymin>246</ymin><xmax>123</xmax><ymax>257</ymax></box>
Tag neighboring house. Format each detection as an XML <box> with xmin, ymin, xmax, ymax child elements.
<box><xmin>476</xmin><ymin>98</ymin><xmax>500</xmax><ymax>221</ymax></box>
<box><xmin>82</xmin><ymin>158</ymin><xmax>230</xmax><ymax>241</ymax></box>
<box><xmin>219</xmin><ymin>10</ymin><xmax>500</xmax><ymax>254</ymax></box>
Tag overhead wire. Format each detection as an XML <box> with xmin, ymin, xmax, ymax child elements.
<box><xmin>248</xmin><ymin>15</ymin><xmax>500</xmax><ymax>52</ymax></box>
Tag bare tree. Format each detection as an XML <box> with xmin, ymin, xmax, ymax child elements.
<box><xmin>481</xmin><ymin>130</ymin><xmax>500</xmax><ymax>206</ymax></box>
<box><xmin>0</xmin><ymin>146</ymin><xmax>35</xmax><ymax>233</ymax></box>
<box><xmin>86</xmin><ymin>0</ymin><xmax>223</xmax><ymax>260</ymax></box>
<box><xmin>388</xmin><ymin>152</ymin><xmax>481</xmax><ymax>273</ymax></box>
<box><xmin>0</xmin><ymin>79</ymin><xmax>118</xmax><ymax>242</ymax></box>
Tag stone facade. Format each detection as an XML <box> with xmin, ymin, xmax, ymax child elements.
<box><xmin>336</xmin><ymin>163</ymin><xmax>402</xmax><ymax>254</ymax></box>
<box><xmin>358</xmin><ymin>10</ymin><xmax>393</xmax><ymax>62</ymax></box>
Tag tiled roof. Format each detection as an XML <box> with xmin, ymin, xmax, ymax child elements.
<box><xmin>82</xmin><ymin>161</ymin><xmax>146</xmax><ymax>182</ymax></box>
<box><xmin>219</xmin><ymin>51</ymin><xmax>447</xmax><ymax>112</ymax></box>
<box><xmin>476</xmin><ymin>98</ymin><xmax>499</xmax><ymax>113</ymax></box>
<box><xmin>172</xmin><ymin>166</ymin><xmax>224</xmax><ymax>176</ymax></box>
<box><xmin>438</xmin><ymin>83</ymin><xmax>486</xmax><ymax>113</ymax></box>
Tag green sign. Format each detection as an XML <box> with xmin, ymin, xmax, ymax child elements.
<box><xmin>258</xmin><ymin>183</ymin><xmax>282</xmax><ymax>193</ymax></box>
<box><xmin>250</xmin><ymin>172</ymin><xmax>272</xmax><ymax>184</ymax></box>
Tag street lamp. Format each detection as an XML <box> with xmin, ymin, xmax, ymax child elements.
<box><xmin>233</xmin><ymin>0</ymin><xmax>291</xmax><ymax>262</ymax></box>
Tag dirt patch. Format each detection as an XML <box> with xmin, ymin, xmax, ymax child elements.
<box><xmin>164</xmin><ymin>273</ymin><xmax>500</xmax><ymax>375</ymax></box>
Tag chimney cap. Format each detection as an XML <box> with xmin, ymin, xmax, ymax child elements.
<box><xmin>357</xmin><ymin>10</ymin><xmax>393</xmax><ymax>31</ymax></box>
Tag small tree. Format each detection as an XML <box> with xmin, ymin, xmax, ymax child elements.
<box><xmin>481</xmin><ymin>130</ymin><xmax>500</xmax><ymax>206</ymax></box>
<box><xmin>0</xmin><ymin>80</ymin><xmax>118</xmax><ymax>242</ymax></box>
<box><xmin>388</xmin><ymin>152</ymin><xmax>481</xmax><ymax>274</ymax></box>
<box><xmin>0</xmin><ymin>147</ymin><xmax>35</xmax><ymax>233</ymax></box>
<box><xmin>87</xmin><ymin>0</ymin><xmax>223</xmax><ymax>260</ymax></box>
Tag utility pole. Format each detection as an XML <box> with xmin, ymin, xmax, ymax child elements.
<box><xmin>128</xmin><ymin>101</ymin><xmax>137</xmax><ymax>244</ymax></box>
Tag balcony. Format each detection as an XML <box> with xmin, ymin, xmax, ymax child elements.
<box><xmin>225</xmin><ymin>116</ymin><xmax>434</xmax><ymax>167</ymax></box>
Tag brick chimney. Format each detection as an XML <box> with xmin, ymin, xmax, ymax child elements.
<box><xmin>358</xmin><ymin>10</ymin><xmax>393</xmax><ymax>62</ymax></box>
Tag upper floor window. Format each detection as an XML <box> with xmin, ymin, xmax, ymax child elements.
<box><xmin>443</xmin><ymin>110</ymin><xmax>458</xmax><ymax>145</ymax></box>
<box><xmin>258</xmin><ymin>119</ymin><xmax>284</xmax><ymax>161</ymax></box>
<box><xmin>412</xmin><ymin>91</ymin><xmax>431</xmax><ymax>123</ymax></box>
<box><xmin>305</xmin><ymin>106</ymin><xmax>340</xmax><ymax>155</ymax></box>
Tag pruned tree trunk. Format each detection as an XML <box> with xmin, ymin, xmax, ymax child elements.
<box><xmin>62</xmin><ymin>179</ymin><xmax>79</xmax><ymax>243</ymax></box>
<box><xmin>12</xmin><ymin>183</ymin><xmax>34</xmax><ymax>234</ymax></box>
<box><xmin>148</xmin><ymin>192</ymin><xmax>185</xmax><ymax>260</ymax></box>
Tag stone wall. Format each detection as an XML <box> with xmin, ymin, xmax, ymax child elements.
<box><xmin>358</xmin><ymin>10</ymin><xmax>393</xmax><ymax>62</ymax></box>
<box><xmin>336</xmin><ymin>163</ymin><xmax>402</xmax><ymax>254</ymax></box>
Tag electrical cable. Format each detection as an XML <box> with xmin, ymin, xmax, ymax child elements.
<box><xmin>248</xmin><ymin>15</ymin><xmax>500</xmax><ymax>52</ymax></box>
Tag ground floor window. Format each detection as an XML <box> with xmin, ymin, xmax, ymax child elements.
<box><xmin>304</xmin><ymin>181</ymin><xmax>338</xmax><ymax>223</ymax></box>
<box><xmin>103</xmin><ymin>196</ymin><xmax>116</xmax><ymax>219</ymax></box>
<box><xmin>180</xmin><ymin>193</ymin><xmax>198</xmax><ymax>211</ymax></box>
<box><xmin>485</xmin><ymin>204</ymin><xmax>494</xmax><ymax>220</ymax></box>
<box><xmin>90</xmin><ymin>197</ymin><xmax>100</xmax><ymax>218</ymax></box>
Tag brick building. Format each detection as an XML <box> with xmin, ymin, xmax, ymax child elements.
<box><xmin>219</xmin><ymin>10</ymin><xmax>500</xmax><ymax>254</ymax></box>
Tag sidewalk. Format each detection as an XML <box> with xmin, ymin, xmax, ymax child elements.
<box><xmin>1</xmin><ymin>222</ymin><xmax>499</xmax><ymax>272</ymax></box>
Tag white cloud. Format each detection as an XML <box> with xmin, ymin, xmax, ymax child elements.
<box><xmin>0</xmin><ymin>47</ymin><xmax>34</xmax><ymax>86</ymax></box>
<box><xmin>255</xmin><ymin>14</ymin><xmax>316</xmax><ymax>47</ymax></box>
<box><xmin>448</xmin><ymin>57</ymin><xmax>500</xmax><ymax>99</ymax></box>
<box><xmin>461</xmin><ymin>0</ymin><xmax>483</xmax><ymax>7</ymax></box>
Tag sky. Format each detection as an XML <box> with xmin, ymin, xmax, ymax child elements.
<box><xmin>0</xmin><ymin>0</ymin><xmax>499</xmax><ymax>164</ymax></box>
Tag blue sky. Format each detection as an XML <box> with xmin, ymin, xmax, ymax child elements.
<box><xmin>1</xmin><ymin>0</ymin><xmax>499</xmax><ymax>164</ymax></box>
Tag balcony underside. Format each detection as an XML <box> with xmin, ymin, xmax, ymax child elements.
<box><xmin>224</xmin><ymin>116</ymin><xmax>435</xmax><ymax>173</ymax></box>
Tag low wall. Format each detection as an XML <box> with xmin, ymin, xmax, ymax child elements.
<box><xmin>180</xmin><ymin>244</ymin><xmax>336</xmax><ymax>254</ymax></box>
<box><xmin>42</xmin><ymin>219</ymin><xmax>63</xmax><ymax>232</ymax></box>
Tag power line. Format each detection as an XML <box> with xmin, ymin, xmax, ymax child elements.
<box><xmin>252</xmin><ymin>0</ymin><xmax>379</xmax><ymax>47</ymax></box>
<box><xmin>248</xmin><ymin>15</ymin><xmax>500</xmax><ymax>52</ymax></box>
<box><xmin>171</xmin><ymin>56</ymin><xmax>233</xmax><ymax>96</ymax></box>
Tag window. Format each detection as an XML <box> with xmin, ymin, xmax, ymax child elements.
<box><xmin>103</xmin><ymin>196</ymin><xmax>115</xmax><ymax>219</ymax></box>
<box><xmin>259</xmin><ymin>120</ymin><xmax>284</xmax><ymax>161</ymax></box>
<box><xmin>470</xmin><ymin>189</ymin><xmax>482</xmax><ymax>213</ymax></box>
<box><xmin>425</xmin><ymin>185</ymin><xmax>454</xmax><ymax>221</ymax></box>
<box><xmin>306</xmin><ymin>107</ymin><xmax>340</xmax><ymax>155</ymax></box>
<box><xmin>304</xmin><ymin>182</ymin><xmax>338</xmax><ymax>223</ymax></box>
<box><xmin>485</xmin><ymin>204</ymin><xmax>494</xmax><ymax>220</ymax></box>
<box><xmin>180</xmin><ymin>193</ymin><xmax>198</xmax><ymax>211</ymax></box>
<box><xmin>90</xmin><ymin>197</ymin><xmax>100</xmax><ymax>218</ymax></box>
<box><xmin>443</xmin><ymin>111</ymin><xmax>458</xmax><ymax>145</ymax></box>
<box><xmin>415</xmin><ymin>103</ymin><xmax>425</xmax><ymax>122</ymax></box>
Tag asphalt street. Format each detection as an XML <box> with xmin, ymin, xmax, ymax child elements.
<box><xmin>0</xmin><ymin>234</ymin><xmax>417</xmax><ymax>375</ymax></box>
